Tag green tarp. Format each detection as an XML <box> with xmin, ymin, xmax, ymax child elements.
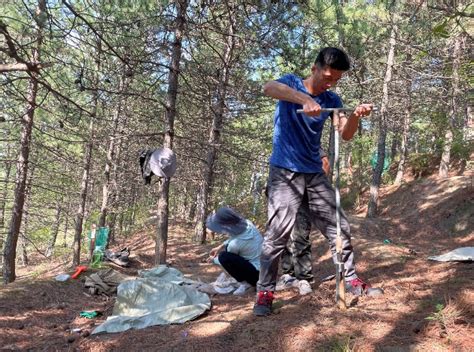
<box><xmin>88</xmin><ymin>227</ymin><xmax>109</xmax><ymax>253</ymax></box>
<box><xmin>92</xmin><ymin>266</ymin><xmax>211</xmax><ymax>334</ymax></box>
<box><xmin>370</xmin><ymin>150</ymin><xmax>391</xmax><ymax>173</ymax></box>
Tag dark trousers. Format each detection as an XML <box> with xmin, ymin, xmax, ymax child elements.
<box><xmin>218</xmin><ymin>251</ymin><xmax>259</xmax><ymax>286</ymax></box>
<box><xmin>257</xmin><ymin>165</ymin><xmax>356</xmax><ymax>292</ymax></box>
<box><xmin>281</xmin><ymin>196</ymin><xmax>314</xmax><ymax>282</ymax></box>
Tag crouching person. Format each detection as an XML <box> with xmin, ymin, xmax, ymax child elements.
<box><xmin>206</xmin><ymin>207</ymin><xmax>263</xmax><ymax>295</ymax></box>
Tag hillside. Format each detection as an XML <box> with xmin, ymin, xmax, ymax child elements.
<box><xmin>1</xmin><ymin>174</ymin><xmax>473</xmax><ymax>351</ymax></box>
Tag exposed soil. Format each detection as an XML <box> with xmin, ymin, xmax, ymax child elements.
<box><xmin>1</xmin><ymin>174</ymin><xmax>473</xmax><ymax>351</ymax></box>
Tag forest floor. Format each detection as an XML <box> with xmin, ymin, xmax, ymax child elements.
<box><xmin>1</xmin><ymin>173</ymin><xmax>473</xmax><ymax>351</ymax></box>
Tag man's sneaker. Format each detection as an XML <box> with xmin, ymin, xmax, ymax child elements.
<box><xmin>253</xmin><ymin>291</ymin><xmax>274</xmax><ymax>316</ymax></box>
<box><xmin>233</xmin><ymin>282</ymin><xmax>253</xmax><ymax>295</ymax></box>
<box><xmin>276</xmin><ymin>274</ymin><xmax>297</xmax><ymax>291</ymax></box>
<box><xmin>345</xmin><ymin>277</ymin><xmax>384</xmax><ymax>296</ymax></box>
<box><xmin>297</xmin><ymin>280</ymin><xmax>313</xmax><ymax>295</ymax></box>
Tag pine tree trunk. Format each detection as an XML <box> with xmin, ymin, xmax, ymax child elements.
<box><xmin>73</xmin><ymin>124</ymin><xmax>93</xmax><ymax>265</ymax></box>
<box><xmin>439</xmin><ymin>34</ymin><xmax>462</xmax><ymax>178</ymax></box>
<box><xmin>367</xmin><ymin>128</ymin><xmax>387</xmax><ymax>218</ymax></box>
<box><xmin>118</xmin><ymin>213</ymin><xmax>124</xmax><ymax>235</ymax></box>
<box><xmin>367</xmin><ymin>20</ymin><xmax>397</xmax><ymax>218</ymax></box>
<box><xmin>46</xmin><ymin>202</ymin><xmax>62</xmax><ymax>257</ymax></box>
<box><xmin>130</xmin><ymin>188</ymin><xmax>138</xmax><ymax>229</ymax></box>
<box><xmin>107</xmin><ymin>212</ymin><xmax>116</xmax><ymax>245</ymax></box>
<box><xmin>72</xmin><ymin>40</ymin><xmax>101</xmax><ymax>266</ymax></box>
<box><xmin>19</xmin><ymin>233</ymin><xmax>28</xmax><ymax>267</ymax></box>
<box><xmin>250</xmin><ymin>157</ymin><xmax>266</xmax><ymax>216</ymax></box>
<box><xmin>188</xmin><ymin>191</ymin><xmax>197</xmax><ymax>222</ymax></box>
<box><xmin>156</xmin><ymin>0</ymin><xmax>188</xmax><ymax>264</ymax></box>
<box><xmin>63</xmin><ymin>214</ymin><xmax>69</xmax><ymax>248</ymax></box>
<box><xmin>99</xmin><ymin>75</ymin><xmax>125</xmax><ymax>228</ymax></box>
<box><xmin>395</xmin><ymin>66</ymin><xmax>413</xmax><ymax>185</ymax></box>
<box><xmin>18</xmin><ymin>164</ymin><xmax>35</xmax><ymax>267</ymax></box>
<box><xmin>2</xmin><ymin>0</ymin><xmax>45</xmax><ymax>283</ymax></box>
<box><xmin>390</xmin><ymin>136</ymin><xmax>398</xmax><ymax>160</ymax></box>
<box><xmin>0</xmin><ymin>155</ymin><xmax>12</xmax><ymax>259</ymax></box>
<box><xmin>194</xmin><ymin>6</ymin><xmax>236</xmax><ymax>244</ymax></box>
<box><xmin>177</xmin><ymin>185</ymin><xmax>188</xmax><ymax>221</ymax></box>
<box><xmin>106</xmin><ymin>127</ymin><xmax>123</xmax><ymax>246</ymax></box>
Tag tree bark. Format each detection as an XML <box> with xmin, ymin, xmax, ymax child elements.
<box><xmin>250</xmin><ymin>156</ymin><xmax>266</xmax><ymax>216</ymax></box>
<box><xmin>155</xmin><ymin>0</ymin><xmax>188</xmax><ymax>264</ymax></box>
<box><xmin>0</xmin><ymin>152</ymin><xmax>12</xmax><ymax>259</ymax></box>
<box><xmin>194</xmin><ymin>3</ymin><xmax>236</xmax><ymax>244</ymax></box>
<box><xmin>73</xmin><ymin>119</ymin><xmax>94</xmax><ymax>266</ymax></box>
<box><xmin>62</xmin><ymin>212</ymin><xmax>69</xmax><ymax>248</ymax></box>
<box><xmin>367</xmin><ymin>19</ymin><xmax>397</xmax><ymax>218</ymax></box>
<box><xmin>19</xmin><ymin>164</ymin><xmax>35</xmax><ymax>267</ymax></box>
<box><xmin>106</xmin><ymin>125</ymin><xmax>124</xmax><ymax>246</ymax></box>
<box><xmin>19</xmin><ymin>233</ymin><xmax>28</xmax><ymax>267</ymax></box>
<box><xmin>107</xmin><ymin>212</ymin><xmax>117</xmax><ymax>245</ymax></box>
<box><xmin>395</xmin><ymin>55</ymin><xmax>413</xmax><ymax>185</ymax></box>
<box><xmin>390</xmin><ymin>135</ymin><xmax>398</xmax><ymax>160</ymax></box>
<box><xmin>72</xmin><ymin>40</ymin><xmax>101</xmax><ymax>266</ymax></box>
<box><xmin>2</xmin><ymin>0</ymin><xmax>45</xmax><ymax>284</ymax></box>
<box><xmin>46</xmin><ymin>201</ymin><xmax>62</xmax><ymax>257</ymax></box>
<box><xmin>118</xmin><ymin>213</ymin><xmax>124</xmax><ymax>235</ymax></box>
<box><xmin>438</xmin><ymin>34</ymin><xmax>462</xmax><ymax>178</ymax></box>
<box><xmin>98</xmin><ymin>73</ymin><xmax>126</xmax><ymax>228</ymax></box>
<box><xmin>0</xmin><ymin>62</ymin><xmax>48</xmax><ymax>73</ymax></box>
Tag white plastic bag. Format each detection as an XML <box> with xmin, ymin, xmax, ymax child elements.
<box><xmin>212</xmin><ymin>272</ymin><xmax>238</xmax><ymax>294</ymax></box>
<box><xmin>55</xmin><ymin>273</ymin><xmax>70</xmax><ymax>282</ymax></box>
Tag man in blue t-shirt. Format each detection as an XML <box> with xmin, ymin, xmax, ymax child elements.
<box><xmin>254</xmin><ymin>47</ymin><xmax>383</xmax><ymax>317</ymax></box>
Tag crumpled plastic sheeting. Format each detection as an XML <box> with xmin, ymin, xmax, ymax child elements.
<box><xmin>192</xmin><ymin>272</ymin><xmax>239</xmax><ymax>295</ymax></box>
<box><xmin>211</xmin><ymin>272</ymin><xmax>238</xmax><ymax>294</ymax></box>
<box><xmin>92</xmin><ymin>266</ymin><xmax>211</xmax><ymax>334</ymax></box>
<box><xmin>137</xmin><ymin>266</ymin><xmax>199</xmax><ymax>285</ymax></box>
<box><xmin>428</xmin><ymin>247</ymin><xmax>474</xmax><ymax>262</ymax></box>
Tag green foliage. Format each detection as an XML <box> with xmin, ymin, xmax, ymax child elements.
<box><xmin>349</xmin><ymin>133</ymin><xmax>376</xmax><ymax>188</ymax></box>
<box><xmin>450</xmin><ymin>137</ymin><xmax>472</xmax><ymax>161</ymax></box>
<box><xmin>51</xmin><ymin>245</ymin><xmax>71</xmax><ymax>259</ymax></box>
<box><xmin>341</xmin><ymin>188</ymin><xmax>359</xmax><ymax>210</ymax></box>
<box><xmin>426</xmin><ymin>303</ymin><xmax>445</xmax><ymax>321</ymax></box>
<box><xmin>326</xmin><ymin>335</ymin><xmax>355</xmax><ymax>352</ymax></box>
<box><xmin>408</xmin><ymin>152</ymin><xmax>432</xmax><ymax>177</ymax></box>
<box><xmin>101</xmin><ymin>0</ymin><xmax>168</xmax><ymax>13</ymax></box>
<box><xmin>432</xmin><ymin>20</ymin><xmax>450</xmax><ymax>38</ymax></box>
<box><xmin>29</xmin><ymin>226</ymin><xmax>54</xmax><ymax>244</ymax></box>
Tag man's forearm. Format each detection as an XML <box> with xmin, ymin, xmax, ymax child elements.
<box><xmin>263</xmin><ymin>81</ymin><xmax>311</xmax><ymax>105</ymax></box>
<box><xmin>341</xmin><ymin>104</ymin><xmax>374</xmax><ymax>140</ymax></box>
<box><xmin>341</xmin><ymin>113</ymin><xmax>360</xmax><ymax>141</ymax></box>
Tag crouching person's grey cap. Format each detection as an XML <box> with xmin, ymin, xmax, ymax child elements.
<box><xmin>150</xmin><ymin>147</ymin><xmax>177</xmax><ymax>179</ymax></box>
<box><xmin>206</xmin><ymin>207</ymin><xmax>247</xmax><ymax>236</ymax></box>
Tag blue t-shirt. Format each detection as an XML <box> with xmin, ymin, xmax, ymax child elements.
<box><xmin>269</xmin><ymin>73</ymin><xmax>343</xmax><ymax>173</ymax></box>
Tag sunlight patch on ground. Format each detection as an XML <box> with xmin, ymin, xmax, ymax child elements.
<box><xmin>279</xmin><ymin>323</ymin><xmax>321</xmax><ymax>351</ymax></box>
<box><xmin>456</xmin><ymin>233</ymin><xmax>474</xmax><ymax>245</ymax></box>
<box><xmin>190</xmin><ymin>321</ymin><xmax>231</xmax><ymax>337</ymax></box>
<box><xmin>314</xmin><ymin>250</ymin><xmax>332</xmax><ymax>265</ymax></box>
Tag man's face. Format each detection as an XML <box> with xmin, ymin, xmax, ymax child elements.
<box><xmin>311</xmin><ymin>64</ymin><xmax>344</xmax><ymax>94</ymax></box>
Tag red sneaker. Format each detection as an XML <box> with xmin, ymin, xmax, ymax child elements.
<box><xmin>253</xmin><ymin>291</ymin><xmax>274</xmax><ymax>316</ymax></box>
<box><xmin>346</xmin><ymin>278</ymin><xmax>384</xmax><ymax>296</ymax></box>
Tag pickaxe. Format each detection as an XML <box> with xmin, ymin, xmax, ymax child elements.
<box><xmin>71</xmin><ymin>265</ymin><xmax>88</xmax><ymax>279</ymax></box>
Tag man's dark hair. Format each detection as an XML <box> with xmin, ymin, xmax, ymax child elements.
<box><xmin>314</xmin><ymin>47</ymin><xmax>351</xmax><ymax>71</ymax></box>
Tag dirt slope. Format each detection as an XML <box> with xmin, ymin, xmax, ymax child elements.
<box><xmin>1</xmin><ymin>175</ymin><xmax>472</xmax><ymax>351</ymax></box>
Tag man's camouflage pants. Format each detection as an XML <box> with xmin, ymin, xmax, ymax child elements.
<box><xmin>281</xmin><ymin>196</ymin><xmax>314</xmax><ymax>282</ymax></box>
